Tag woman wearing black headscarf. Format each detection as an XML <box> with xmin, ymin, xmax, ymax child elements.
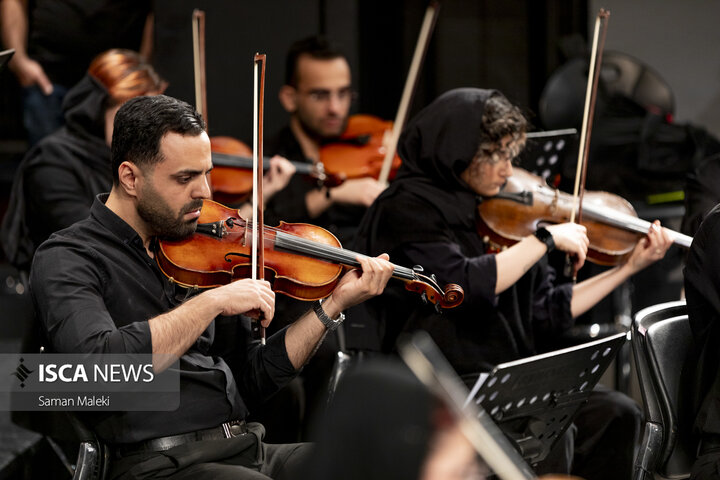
<box><xmin>350</xmin><ymin>88</ymin><xmax>672</xmax><ymax>478</ymax></box>
<box><xmin>0</xmin><ymin>49</ymin><xmax>165</xmax><ymax>272</ymax></box>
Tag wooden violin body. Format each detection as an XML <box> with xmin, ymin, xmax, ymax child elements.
<box><xmin>157</xmin><ymin>199</ymin><xmax>342</xmax><ymax>300</ymax></box>
<box><xmin>319</xmin><ymin>114</ymin><xmax>402</xmax><ymax>181</ymax></box>
<box><xmin>157</xmin><ymin>200</ymin><xmax>464</xmax><ymax>310</ymax></box>
<box><xmin>477</xmin><ymin>168</ymin><xmax>691</xmax><ymax>266</ymax></box>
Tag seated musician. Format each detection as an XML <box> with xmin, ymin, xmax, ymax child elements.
<box><xmin>351</xmin><ymin>88</ymin><xmax>672</xmax><ymax>479</ymax></box>
<box><xmin>684</xmin><ymin>204</ymin><xmax>720</xmax><ymax>480</ymax></box>
<box><xmin>266</xmin><ymin>35</ymin><xmax>385</xmax><ymax>245</ymax></box>
<box><xmin>29</xmin><ymin>94</ymin><xmax>395</xmax><ymax>479</ymax></box>
<box><xmin>0</xmin><ymin>48</ymin><xmax>295</xmax><ymax>275</ymax></box>
<box><xmin>1</xmin><ymin>49</ymin><xmax>165</xmax><ymax>273</ymax></box>
<box><xmin>254</xmin><ymin>35</ymin><xmax>386</xmax><ymax>442</ymax></box>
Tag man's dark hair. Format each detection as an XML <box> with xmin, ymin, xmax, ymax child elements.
<box><xmin>111</xmin><ymin>95</ymin><xmax>206</xmax><ymax>185</ymax></box>
<box><xmin>285</xmin><ymin>35</ymin><xmax>346</xmax><ymax>87</ymax></box>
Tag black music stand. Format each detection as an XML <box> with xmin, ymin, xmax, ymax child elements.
<box><xmin>399</xmin><ymin>331</ymin><xmax>537</xmax><ymax>480</ymax></box>
<box><xmin>518</xmin><ymin>129</ymin><xmax>578</xmax><ymax>186</ymax></box>
<box><xmin>464</xmin><ymin>331</ymin><xmax>627</xmax><ymax>464</ymax></box>
<box><xmin>0</xmin><ymin>49</ymin><xmax>15</xmax><ymax>71</ymax></box>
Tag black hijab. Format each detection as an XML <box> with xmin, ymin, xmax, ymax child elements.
<box><xmin>356</xmin><ymin>88</ymin><xmax>501</xmax><ymax>254</ymax></box>
<box><xmin>0</xmin><ymin>74</ymin><xmax>112</xmax><ymax>270</ymax></box>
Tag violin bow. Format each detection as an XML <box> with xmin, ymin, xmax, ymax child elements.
<box><xmin>192</xmin><ymin>9</ymin><xmax>208</xmax><ymax>128</ymax></box>
<box><xmin>566</xmin><ymin>9</ymin><xmax>610</xmax><ymax>280</ymax></box>
<box><xmin>376</xmin><ymin>0</ymin><xmax>441</xmax><ymax>186</ymax></box>
<box><xmin>252</xmin><ymin>53</ymin><xmax>267</xmax><ymax>345</ymax></box>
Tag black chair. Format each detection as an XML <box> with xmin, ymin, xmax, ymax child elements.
<box><xmin>14</xmin><ymin>268</ymin><xmax>109</xmax><ymax>480</ymax></box>
<box><xmin>632</xmin><ymin>300</ymin><xmax>693</xmax><ymax>480</ymax></box>
<box><xmin>65</xmin><ymin>412</ymin><xmax>109</xmax><ymax>480</ymax></box>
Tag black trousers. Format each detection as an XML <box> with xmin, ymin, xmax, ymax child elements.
<box><xmin>108</xmin><ymin>423</ymin><xmax>312</xmax><ymax>480</ymax></box>
<box><xmin>536</xmin><ymin>385</ymin><xmax>642</xmax><ymax>480</ymax></box>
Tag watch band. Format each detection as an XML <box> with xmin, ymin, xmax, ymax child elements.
<box><xmin>533</xmin><ymin>227</ymin><xmax>555</xmax><ymax>253</ymax></box>
<box><xmin>313</xmin><ymin>299</ymin><xmax>345</xmax><ymax>331</ymax></box>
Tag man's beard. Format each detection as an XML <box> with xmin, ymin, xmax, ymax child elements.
<box><xmin>137</xmin><ymin>184</ymin><xmax>203</xmax><ymax>240</ymax></box>
<box><xmin>296</xmin><ymin>109</ymin><xmax>348</xmax><ymax>141</ymax></box>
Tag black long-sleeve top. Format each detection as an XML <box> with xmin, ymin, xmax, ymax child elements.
<box><xmin>684</xmin><ymin>204</ymin><xmax>720</xmax><ymax>441</ymax></box>
<box><xmin>1</xmin><ymin>75</ymin><xmax>113</xmax><ymax>271</ymax></box>
<box><xmin>30</xmin><ymin>195</ymin><xmax>297</xmax><ymax>444</ymax></box>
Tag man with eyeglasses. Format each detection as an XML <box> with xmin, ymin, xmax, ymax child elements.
<box><xmin>266</xmin><ymin>35</ymin><xmax>384</xmax><ymax>246</ymax></box>
<box><xmin>252</xmin><ymin>35</ymin><xmax>385</xmax><ymax>444</ymax></box>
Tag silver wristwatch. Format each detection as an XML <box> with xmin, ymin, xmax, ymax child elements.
<box><xmin>313</xmin><ymin>298</ymin><xmax>345</xmax><ymax>331</ymax></box>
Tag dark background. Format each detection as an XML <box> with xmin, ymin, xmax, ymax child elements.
<box><xmin>148</xmin><ymin>0</ymin><xmax>586</xmax><ymax>141</ymax></box>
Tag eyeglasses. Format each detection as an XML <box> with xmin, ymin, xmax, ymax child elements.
<box><xmin>297</xmin><ymin>87</ymin><xmax>357</xmax><ymax>104</ymax></box>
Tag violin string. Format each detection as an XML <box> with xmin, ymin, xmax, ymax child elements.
<box><xmin>202</xmin><ymin>219</ymin><xmax>417</xmax><ymax>280</ymax></box>
<box><xmin>536</xmin><ymin>187</ymin><xmax>689</xmax><ymax>246</ymax></box>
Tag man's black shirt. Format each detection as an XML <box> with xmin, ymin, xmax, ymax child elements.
<box><xmin>30</xmin><ymin>194</ymin><xmax>297</xmax><ymax>444</ymax></box>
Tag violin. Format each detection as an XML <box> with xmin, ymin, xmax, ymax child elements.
<box><xmin>155</xmin><ymin>199</ymin><xmax>464</xmax><ymax>310</ymax></box>
<box><xmin>318</xmin><ymin>114</ymin><xmax>402</xmax><ymax>182</ymax></box>
<box><xmin>476</xmin><ymin>168</ymin><xmax>692</xmax><ymax>266</ymax></box>
<box><xmin>209</xmin><ymin>136</ymin><xmax>343</xmax><ymax>205</ymax></box>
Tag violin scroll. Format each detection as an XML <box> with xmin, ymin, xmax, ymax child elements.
<box><xmin>403</xmin><ymin>271</ymin><xmax>464</xmax><ymax>311</ymax></box>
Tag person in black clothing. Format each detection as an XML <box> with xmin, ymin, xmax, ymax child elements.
<box><xmin>265</xmin><ymin>35</ymin><xmax>385</xmax><ymax>245</ymax></box>
<box><xmin>683</xmin><ymin>204</ymin><xmax>720</xmax><ymax>480</ymax></box>
<box><xmin>0</xmin><ymin>49</ymin><xmax>165</xmax><ymax>274</ymax></box>
<box><xmin>0</xmin><ymin>0</ymin><xmax>153</xmax><ymax>146</ymax></box>
<box><xmin>307</xmin><ymin>359</ymin><xmax>484</xmax><ymax>480</ymax></box>
<box><xmin>351</xmin><ymin>88</ymin><xmax>673</xmax><ymax>478</ymax></box>
<box><xmin>29</xmin><ymin>94</ymin><xmax>394</xmax><ymax>479</ymax></box>
<box><xmin>254</xmin><ymin>36</ymin><xmax>386</xmax><ymax>442</ymax></box>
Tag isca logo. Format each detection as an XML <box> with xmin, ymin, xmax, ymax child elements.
<box><xmin>11</xmin><ymin>358</ymin><xmax>33</xmax><ymax>388</ymax></box>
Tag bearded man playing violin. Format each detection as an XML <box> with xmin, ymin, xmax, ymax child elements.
<box><xmin>351</xmin><ymin>88</ymin><xmax>673</xmax><ymax>479</ymax></box>
<box><xmin>29</xmin><ymin>94</ymin><xmax>394</xmax><ymax>480</ymax></box>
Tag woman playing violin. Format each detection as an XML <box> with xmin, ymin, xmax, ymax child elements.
<box><xmin>352</xmin><ymin>88</ymin><xmax>672</xmax><ymax>479</ymax></box>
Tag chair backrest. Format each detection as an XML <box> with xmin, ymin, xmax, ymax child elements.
<box><xmin>65</xmin><ymin>412</ymin><xmax>109</xmax><ymax>480</ymax></box>
<box><xmin>632</xmin><ymin>300</ymin><xmax>693</xmax><ymax>479</ymax></box>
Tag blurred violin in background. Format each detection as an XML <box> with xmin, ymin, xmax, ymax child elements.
<box><xmin>209</xmin><ymin>136</ymin><xmax>343</xmax><ymax>205</ymax></box>
<box><xmin>318</xmin><ymin>114</ymin><xmax>402</xmax><ymax>182</ymax></box>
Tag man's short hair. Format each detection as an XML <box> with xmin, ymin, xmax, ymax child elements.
<box><xmin>285</xmin><ymin>35</ymin><xmax>347</xmax><ymax>87</ymax></box>
<box><xmin>111</xmin><ymin>95</ymin><xmax>206</xmax><ymax>185</ymax></box>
